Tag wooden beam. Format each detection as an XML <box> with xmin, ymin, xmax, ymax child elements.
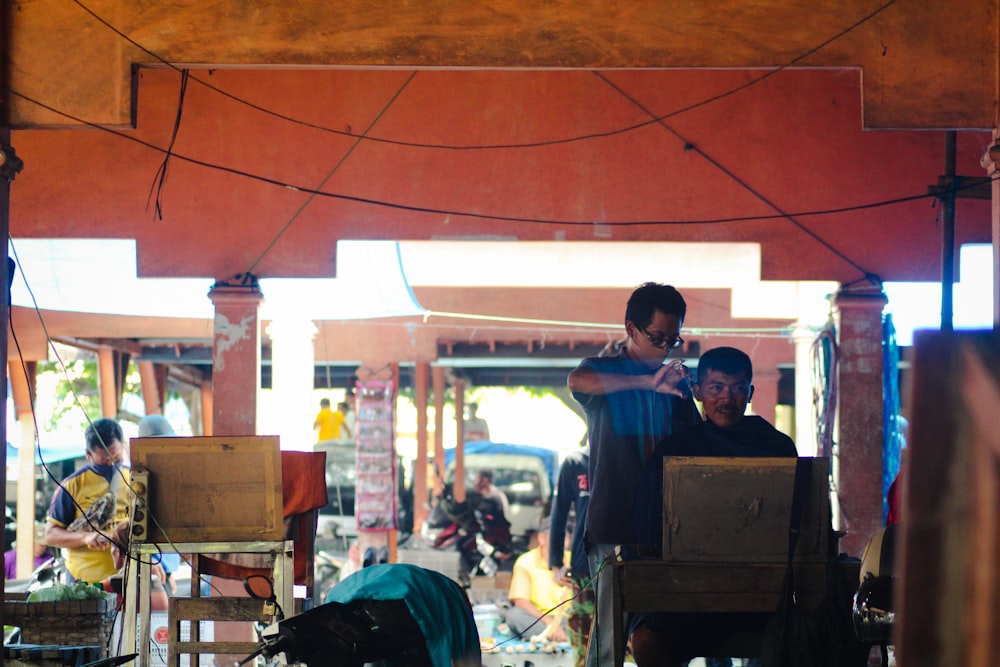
<box><xmin>7</xmin><ymin>0</ymin><xmax>997</xmax><ymax>129</ymax></box>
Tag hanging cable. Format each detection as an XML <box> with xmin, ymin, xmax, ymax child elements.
<box><xmin>594</xmin><ymin>71</ymin><xmax>875</xmax><ymax>281</ymax></box>
<box><xmin>242</xmin><ymin>71</ymin><xmax>418</xmax><ymax>275</ymax></box>
<box><xmin>146</xmin><ymin>69</ymin><xmax>189</xmax><ymax>221</ymax></box>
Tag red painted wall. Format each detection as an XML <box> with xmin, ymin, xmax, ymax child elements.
<box><xmin>10</xmin><ymin>68</ymin><xmax>991</xmax><ymax>282</ymax></box>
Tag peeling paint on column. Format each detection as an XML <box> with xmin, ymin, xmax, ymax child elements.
<box><xmin>214</xmin><ymin>313</ymin><xmax>255</xmax><ymax>372</ymax></box>
<box><xmin>840</xmin><ymin>338</ymin><xmax>882</xmax><ymax>356</ymax></box>
<box><xmin>846</xmin><ymin>316</ymin><xmax>879</xmax><ymax>336</ymax></box>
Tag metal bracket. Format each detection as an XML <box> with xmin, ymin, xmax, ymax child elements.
<box><xmin>0</xmin><ymin>144</ymin><xmax>25</xmax><ymax>181</ymax></box>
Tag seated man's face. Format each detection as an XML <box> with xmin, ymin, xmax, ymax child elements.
<box><xmin>693</xmin><ymin>368</ymin><xmax>754</xmax><ymax>429</ymax></box>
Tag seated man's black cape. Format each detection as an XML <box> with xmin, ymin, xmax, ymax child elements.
<box><xmin>632</xmin><ymin>415</ymin><xmax>798</xmax><ymax>554</ymax></box>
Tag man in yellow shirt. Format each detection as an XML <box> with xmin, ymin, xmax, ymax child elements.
<box><xmin>506</xmin><ymin>518</ymin><xmax>569</xmax><ymax>642</ymax></box>
<box><xmin>45</xmin><ymin>418</ymin><xmax>129</xmax><ymax>583</ymax></box>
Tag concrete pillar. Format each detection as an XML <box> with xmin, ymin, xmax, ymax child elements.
<box><xmin>749</xmin><ymin>369</ymin><xmax>778</xmax><ymax>424</ymax></box>
<box><xmin>200</xmin><ymin>380</ymin><xmax>213</xmax><ymax>436</ymax></box>
<box><xmin>264</xmin><ymin>317</ymin><xmax>318</xmax><ymax>450</ymax></box>
<box><xmin>205</xmin><ymin>283</ymin><xmax>265</xmax><ymax>665</ymax></box>
<box><xmin>413</xmin><ymin>362</ymin><xmax>430</xmax><ymax>530</ymax></box>
<box><xmin>207</xmin><ymin>283</ymin><xmax>264</xmax><ymax>436</ymax></box>
<box><xmin>793</xmin><ymin>325</ymin><xmax>820</xmax><ymax>457</ymax></box>
<box><xmin>833</xmin><ymin>287</ymin><xmax>888</xmax><ymax>557</ymax></box>
<box><xmin>97</xmin><ymin>346</ymin><xmax>118</xmax><ymax>418</ymax></box>
<box><xmin>138</xmin><ymin>360</ymin><xmax>162</xmax><ymax>416</ymax></box>
<box><xmin>432</xmin><ymin>365</ymin><xmax>446</xmax><ymax>496</ymax></box>
<box><xmin>454</xmin><ymin>382</ymin><xmax>466</xmax><ymax>503</ymax></box>
<box><xmin>9</xmin><ymin>360</ymin><xmax>36</xmax><ymax>578</ymax></box>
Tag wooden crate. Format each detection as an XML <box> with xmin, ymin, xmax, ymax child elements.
<box><xmin>662</xmin><ymin>457</ymin><xmax>830</xmax><ymax>563</ymax></box>
<box><xmin>130</xmin><ymin>436</ymin><xmax>283</xmax><ymax>543</ymax></box>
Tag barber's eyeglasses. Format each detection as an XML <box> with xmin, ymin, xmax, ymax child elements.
<box><xmin>701</xmin><ymin>382</ymin><xmax>752</xmax><ymax>398</ymax></box>
<box><xmin>641</xmin><ymin>327</ymin><xmax>684</xmax><ymax>350</ymax></box>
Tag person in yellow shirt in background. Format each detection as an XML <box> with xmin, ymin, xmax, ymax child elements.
<box><xmin>315</xmin><ymin>398</ymin><xmax>353</xmax><ymax>442</ymax></box>
<box><xmin>314</xmin><ymin>398</ymin><xmax>335</xmax><ymax>441</ymax></box>
<box><xmin>505</xmin><ymin>517</ymin><xmax>569</xmax><ymax>642</ymax></box>
<box><xmin>334</xmin><ymin>402</ymin><xmax>353</xmax><ymax>442</ymax></box>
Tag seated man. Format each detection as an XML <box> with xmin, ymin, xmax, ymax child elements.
<box><xmin>473</xmin><ymin>469</ymin><xmax>510</xmax><ymax>522</ymax></box>
<box><xmin>630</xmin><ymin>346</ymin><xmax>798</xmax><ymax>667</ymax></box>
<box><xmin>4</xmin><ymin>523</ymin><xmax>54</xmax><ymax>580</ymax></box>
<box><xmin>506</xmin><ymin>517</ymin><xmax>570</xmax><ymax>642</ymax></box>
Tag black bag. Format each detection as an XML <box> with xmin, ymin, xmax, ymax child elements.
<box><xmin>761</xmin><ymin>557</ymin><xmax>870</xmax><ymax>667</ymax></box>
<box><xmin>761</xmin><ymin>459</ymin><xmax>869</xmax><ymax>667</ymax></box>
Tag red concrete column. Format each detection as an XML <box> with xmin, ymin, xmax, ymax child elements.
<box><xmin>432</xmin><ymin>365</ymin><xmax>446</xmax><ymax>496</ymax></box>
<box><xmin>453</xmin><ymin>382</ymin><xmax>466</xmax><ymax>503</ymax></box>
<box><xmin>205</xmin><ymin>284</ymin><xmax>264</xmax><ymax>664</ymax></box>
<box><xmin>200</xmin><ymin>380</ymin><xmax>213</xmax><ymax>436</ymax></box>
<box><xmin>833</xmin><ymin>287</ymin><xmax>888</xmax><ymax>557</ymax></box>
<box><xmin>97</xmin><ymin>346</ymin><xmax>118</xmax><ymax>418</ymax></box>
<box><xmin>207</xmin><ymin>284</ymin><xmax>264</xmax><ymax>436</ymax></box>
<box><xmin>749</xmin><ymin>367</ymin><xmax>778</xmax><ymax>425</ymax></box>
<box><xmin>138</xmin><ymin>360</ymin><xmax>161</xmax><ymax>415</ymax></box>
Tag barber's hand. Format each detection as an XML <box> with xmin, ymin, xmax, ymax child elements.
<box><xmin>552</xmin><ymin>565</ymin><xmax>571</xmax><ymax>586</ymax></box>
<box><xmin>653</xmin><ymin>360</ymin><xmax>691</xmax><ymax>397</ymax></box>
<box><xmin>84</xmin><ymin>531</ymin><xmax>112</xmax><ymax>550</ymax></box>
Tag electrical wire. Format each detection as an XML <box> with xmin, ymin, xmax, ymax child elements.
<box><xmin>67</xmin><ymin>0</ymin><xmax>900</xmax><ymax>152</ymax></box>
<box><xmin>146</xmin><ymin>69</ymin><xmax>190</xmax><ymax>221</ymax></box>
<box><xmin>244</xmin><ymin>71</ymin><xmax>418</xmax><ymax>276</ymax></box>
<box><xmin>594</xmin><ymin>71</ymin><xmax>874</xmax><ymax>279</ymax></box>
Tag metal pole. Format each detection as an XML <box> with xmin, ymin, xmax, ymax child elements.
<box><xmin>1</xmin><ymin>0</ymin><xmax>17</xmax><ymax>641</ymax></box>
<box><xmin>941</xmin><ymin>131</ymin><xmax>957</xmax><ymax>332</ymax></box>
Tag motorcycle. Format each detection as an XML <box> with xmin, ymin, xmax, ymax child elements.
<box><xmin>240</xmin><ymin>564</ymin><xmax>480</xmax><ymax>667</ymax></box>
<box><xmin>313</xmin><ymin>549</ymin><xmax>347</xmax><ymax>603</ymax></box>
<box><xmin>5</xmin><ymin>556</ymin><xmax>66</xmax><ymax>594</ymax></box>
<box><xmin>5</xmin><ymin>556</ymin><xmax>67</xmax><ymax>644</ymax></box>
<box><xmin>427</xmin><ymin>483</ymin><xmax>517</xmax><ymax>585</ymax></box>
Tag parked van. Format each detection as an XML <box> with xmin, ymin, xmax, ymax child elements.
<box><xmin>313</xmin><ymin>440</ymin><xmax>358</xmax><ymax>541</ymax></box>
<box><xmin>313</xmin><ymin>440</ymin><xmax>412</xmax><ymax>544</ymax></box>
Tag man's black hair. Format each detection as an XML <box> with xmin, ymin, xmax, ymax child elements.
<box><xmin>695</xmin><ymin>346</ymin><xmax>753</xmax><ymax>382</ymax></box>
<box><xmin>625</xmin><ymin>282</ymin><xmax>687</xmax><ymax>329</ymax></box>
<box><xmin>477</xmin><ymin>469</ymin><xmax>494</xmax><ymax>483</ymax></box>
<box><xmin>85</xmin><ymin>418</ymin><xmax>123</xmax><ymax>453</ymax></box>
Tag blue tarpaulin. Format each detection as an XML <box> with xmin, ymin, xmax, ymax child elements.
<box><xmin>443</xmin><ymin>441</ymin><xmax>559</xmax><ymax>490</ymax></box>
<box><xmin>6</xmin><ymin>441</ymin><xmax>82</xmax><ymax>465</ymax></box>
